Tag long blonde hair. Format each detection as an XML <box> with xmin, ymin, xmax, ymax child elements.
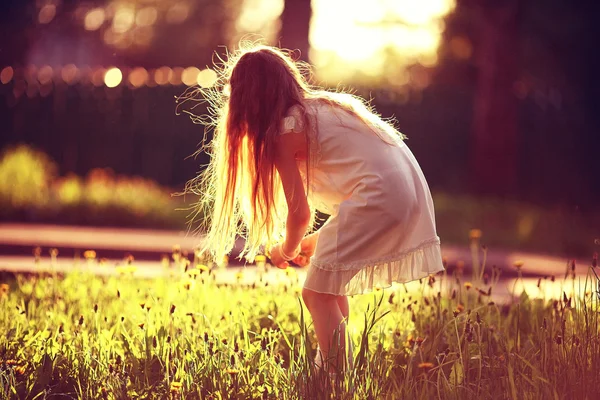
<box><xmin>178</xmin><ymin>42</ymin><xmax>404</xmax><ymax>262</ymax></box>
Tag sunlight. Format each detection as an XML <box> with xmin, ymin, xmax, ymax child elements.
<box><xmin>230</xmin><ymin>0</ymin><xmax>284</xmax><ymax>46</ymax></box>
<box><xmin>104</xmin><ymin>67</ymin><xmax>122</xmax><ymax>88</ymax></box>
<box><xmin>84</xmin><ymin>8</ymin><xmax>106</xmax><ymax>31</ymax></box>
<box><xmin>310</xmin><ymin>0</ymin><xmax>455</xmax><ymax>87</ymax></box>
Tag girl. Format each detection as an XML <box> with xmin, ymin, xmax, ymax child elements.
<box><xmin>183</xmin><ymin>44</ymin><xmax>445</xmax><ymax>375</ymax></box>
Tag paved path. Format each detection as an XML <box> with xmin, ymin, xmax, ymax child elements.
<box><xmin>0</xmin><ymin>223</ymin><xmax>596</xmax><ymax>302</ymax></box>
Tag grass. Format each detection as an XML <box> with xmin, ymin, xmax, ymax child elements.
<box><xmin>1</xmin><ymin>246</ymin><xmax>599</xmax><ymax>399</ymax></box>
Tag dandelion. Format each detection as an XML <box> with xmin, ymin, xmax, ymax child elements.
<box><xmin>197</xmin><ymin>264</ymin><xmax>210</xmax><ymax>272</ymax></box>
<box><xmin>161</xmin><ymin>254</ymin><xmax>170</xmax><ymax>268</ymax></box>
<box><xmin>418</xmin><ymin>362</ymin><xmax>434</xmax><ymax>371</ymax></box>
<box><xmin>14</xmin><ymin>365</ymin><xmax>25</xmax><ymax>375</ymax></box>
<box><xmin>0</xmin><ymin>283</ymin><xmax>9</xmax><ymax>293</ymax></box>
<box><xmin>235</xmin><ymin>271</ymin><xmax>244</xmax><ymax>281</ymax></box>
<box><xmin>227</xmin><ymin>369</ymin><xmax>239</xmax><ymax>376</ymax></box>
<box><xmin>464</xmin><ymin>282</ymin><xmax>473</xmax><ymax>290</ymax></box>
<box><xmin>285</xmin><ymin>266</ymin><xmax>296</xmax><ymax>276</ymax></box>
<box><xmin>255</xmin><ymin>255</ymin><xmax>266</xmax><ymax>263</ymax></box>
<box><xmin>170</xmin><ymin>381</ymin><xmax>183</xmax><ymax>393</ymax></box>
<box><xmin>188</xmin><ymin>269</ymin><xmax>200</xmax><ymax>278</ymax></box>
<box><xmin>83</xmin><ymin>250</ymin><xmax>96</xmax><ymax>260</ymax></box>
<box><xmin>513</xmin><ymin>260</ymin><xmax>524</xmax><ymax>270</ymax></box>
<box><xmin>469</xmin><ymin>229</ymin><xmax>482</xmax><ymax>240</ymax></box>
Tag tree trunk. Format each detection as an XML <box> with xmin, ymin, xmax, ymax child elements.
<box><xmin>470</xmin><ymin>0</ymin><xmax>520</xmax><ymax>196</ymax></box>
<box><xmin>280</xmin><ymin>0</ymin><xmax>312</xmax><ymax>62</ymax></box>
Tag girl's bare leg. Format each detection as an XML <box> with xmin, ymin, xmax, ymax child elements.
<box><xmin>303</xmin><ymin>289</ymin><xmax>348</xmax><ymax>373</ymax></box>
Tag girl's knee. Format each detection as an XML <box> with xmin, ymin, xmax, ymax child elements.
<box><xmin>302</xmin><ymin>287</ymin><xmax>316</xmax><ymax>309</ymax></box>
<box><xmin>302</xmin><ymin>288</ymin><xmax>337</xmax><ymax>310</ymax></box>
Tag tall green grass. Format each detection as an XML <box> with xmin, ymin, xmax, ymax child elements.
<box><xmin>1</xmin><ymin>248</ymin><xmax>599</xmax><ymax>399</ymax></box>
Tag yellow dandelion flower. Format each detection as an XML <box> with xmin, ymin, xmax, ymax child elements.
<box><xmin>170</xmin><ymin>381</ymin><xmax>183</xmax><ymax>393</ymax></box>
<box><xmin>115</xmin><ymin>265</ymin><xmax>126</xmax><ymax>275</ymax></box>
<box><xmin>196</xmin><ymin>264</ymin><xmax>209</xmax><ymax>272</ymax></box>
<box><xmin>188</xmin><ymin>269</ymin><xmax>200</xmax><ymax>278</ymax></box>
<box><xmin>418</xmin><ymin>362</ymin><xmax>434</xmax><ymax>370</ymax></box>
<box><xmin>83</xmin><ymin>250</ymin><xmax>96</xmax><ymax>260</ymax></box>
<box><xmin>469</xmin><ymin>229</ymin><xmax>482</xmax><ymax>240</ymax></box>
<box><xmin>285</xmin><ymin>266</ymin><xmax>296</xmax><ymax>276</ymax></box>
<box><xmin>235</xmin><ymin>271</ymin><xmax>244</xmax><ymax>281</ymax></box>
<box><xmin>255</xmin><ymin>255</ymin><xmax>266</xmax><ymax>263</ymax></box>
<box><xmin>513</xmin><ymin>260</ymin><xmax>524</xmax><ymax>270</ymax></box>
<box><xmin>0</xmin><ymin>283</ymin><xmax>9</xmax><ymax>293</ymax></box>
<box><xmin>464</xmin><ymin>282</ymin><xmax>473</xmax><ymax>290</ymax></box>
<box><xmin>227</xmin><ymin>369</ymin><xmax>239</xmax><ymax>375</ymax></box>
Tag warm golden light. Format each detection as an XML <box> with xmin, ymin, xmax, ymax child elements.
<box><xmin>38</xmin><ymin>4</ymin><xmax>56</xmax><ymax>24</ymax></box>
<box><xmin>128</xmin><ymin>67</ymin><xmax>148</xmax><ymax>88</ymax></box>
<box><xmin>113</xmin><ymin>5</ymin><xmax>135</xmax><ymax>33</ymax></box>
<box><xmin>134</xmin><ymin>6</ymin><xmax>156</xmax><ymax>27</ymax></box>
<box><xmin>37</xmin><ymin>66</ymin><xmax>54</xmax><ymax>85</ymax></box>
<box><xmin>0</xmin><ymin>67</ymin><xmax>13</xmax><ymax>84</ymax></box>
<box><xmin>197</xmin><ymin>68</ymin><xmax>218</xmax><ymax>88</ymax></box>
<box><xmin>133</xmin><ymin>26</ymin><xmax>154</xmax><ymax>47</ymax></box>
<box><xmin>84</xmin><ymin>8</ymin><xmax>106</xmax><ymax>31</ymax></box>
<box><xmin>170</xmin><ymin>67</ymin><xmax>183</xmax><ymax>86</ymax></box>
<box><xmin>165</xmin><ymin>3</ymin><xmax>190</xmax><ymax>24</ymax></box>
<box><xmin>154</xmin><ymin>67</ymin><xmax>173</xmax><ymax>86</ymax></box>
<box><xmin>181</xmin><ymin>67</ymin><xmax>200</xmax><ymax>86</ymax></box>
<box><xmin>104</xmin><ymin>67</ymin><xmax>122</xmax><ymax>88</ymax></box>
<box><xmin>231</xmin><ymin>0</ymin><xmax>284</xmax><ymax>46</ymax></box>
<box><xmin>449</xmin><ymin>35</ymin><xmax>473</xmax><ymax>60</ymax></box>
<box><xmin>310</xmin><ymin>0</ymin><xmax>455</xmax><ymax>87</ymax></box>
<box><xmin>91</xmin><ymin>68</ymin><xmax>105</xmax><ymax>87</ymax></box>
<box><xmin>61</xmin><ymin>64</ymin><xmax>79</xmax><ymax>85</ymax></box>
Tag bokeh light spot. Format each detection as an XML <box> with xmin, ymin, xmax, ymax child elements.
<box><xmin>38</xmin><ymin>4</ymin><xmax>56</xmax><ymax>24</ymax></box>
<box><xmin>1</xmin><ymin>67</ymin><xmax>14</xmax><ymax>84</ymax></box>
<box><xmin>84</xmin><ymin>8</ymin><xmax>106</xmax><ymax>31</ymax></box>
<box><xmin>449</xmin><ymin>36</ymin><xmax>473</xmax><ymax>60</ymax></box>
<box><xmin>181</xmin><ymin>67</ymin><xmax>200</xmax><ymax>86</ymax></box>
<box><xmin>154</xmin><ymin>67</ymin><xmax>173</xmax><ymax>86</ymax></box>
<box><xmin>166</xmin><ymin>3</ymin><xmax>190</xmax><ymax>24</ymax></box>
<box><xmin>128</xmin><ymin>67</ymin><xmax>148</xmax><ymax>88</ymax></box>
<box><xmin>61</xmin><ymin>64</ymin><xmax>79</xmax><ymax>85</ymax></box>
<box><xmin>37</xmin><ymin>66</ymin><xmax>54</xmax><ymax>85</ymax></box>
<box><xmin>133</xmin><ymin>26</ymin><xmax>154</xmax><ymax>47</ymax></box>
<box><xmin>197</xmin><ymin>68</ymin><xmax>218</xmax><ymax>88</ymax></box>
<box><xmin>104</xmin><ymin>67</ymin><xmax>122</xmax><ymax>88</ymax></box>
<box><xmin>113</xmin><ymin>6</ymin><xmax>135</xmax><ymax>33</ymax></box>
<box><xmin>136</xmin><ymin>7</ymin><xmax>158</xmax><ymax>27</ymax></box>
<box><xmin>170</xmin><ymin>67</ymin><xmax>184</xmax><ymax>86</ymax></box>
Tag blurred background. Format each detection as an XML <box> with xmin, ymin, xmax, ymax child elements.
<box><xmin>0</xmin><ymin>0</ymin><xmax>598</xmax><ymax>259</ymax></box>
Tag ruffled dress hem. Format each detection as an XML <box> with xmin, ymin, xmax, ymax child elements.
<box><xmin>303</xmin><ymin>238</ymin><xmax>445</xmax><ymax>296</ymax></box>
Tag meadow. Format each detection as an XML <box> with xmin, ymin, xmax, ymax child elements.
<box><xmin>1</xmin><ymin>247</ymin><xmax>599</xmax><ymax>399</ymax></box>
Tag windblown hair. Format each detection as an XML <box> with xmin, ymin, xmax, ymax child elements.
<box><xmin>177</xmin><ymin>41</ymin><xmax>404</xmax><ymax>262</ymax></box>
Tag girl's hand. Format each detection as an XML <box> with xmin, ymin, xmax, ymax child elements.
<box><xmin>268</xmin><ymin>243</ymin><xmax>300</xmax><ymax>269</ymax></box>
<box><xmin>290</xmin><ymin>233</ymin><xmax>318</xmax><ymax>267</ymax></box>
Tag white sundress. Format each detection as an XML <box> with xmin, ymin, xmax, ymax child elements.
<box><xmin>280</xmin><ymin>99</ymin><xmax>445</xmax><ymax>296</ymax></box>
